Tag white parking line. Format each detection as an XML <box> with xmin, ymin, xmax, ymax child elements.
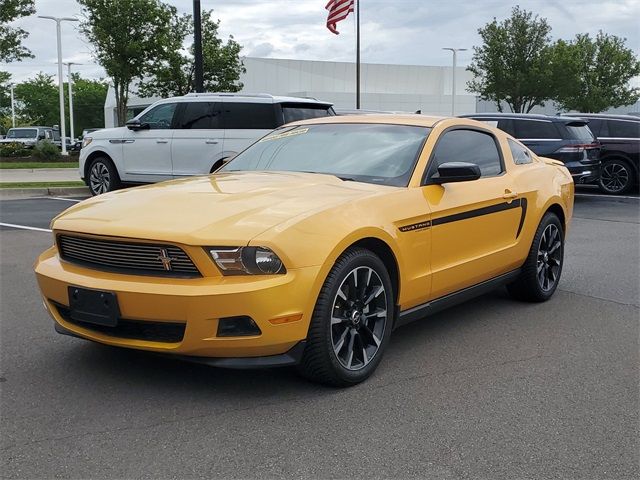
<box><xmin>48</xmin><ymin>197</ymin><xmax>82</xmax><ymax>203</ymax></box>
<box><xmin>0</xmin><ymin>222</ymin><xmax>52</xmax><ymax>233</ymax></box>
<box><xmin>575</xmin><ymin>192</ymin><xmax>639</xmax><ymax>200</ymax></box>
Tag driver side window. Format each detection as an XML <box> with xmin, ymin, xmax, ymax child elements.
<box><xmin>427</xmin><ymin>129</ymin><xmax>504</xmax><ymax>180</ymax></box>
<box><xmin>138</xmin><ymin>103</ymin><xmax>178</xmax><ymax>130</ymax></box>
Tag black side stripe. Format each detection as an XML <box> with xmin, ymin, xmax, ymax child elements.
<box><xmin>432</xmin><ymin>199</ymin><xmax>523</xmax><ymax>226</ymax></box>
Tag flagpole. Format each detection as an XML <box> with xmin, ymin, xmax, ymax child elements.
<box><xmin>356</xmin><ymin>0</ymin><xmax>360</xmax><ymax>109</ymax></box>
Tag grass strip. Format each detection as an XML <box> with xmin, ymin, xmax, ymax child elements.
<box><xmin>0</xmin><ymin>181</ymin><xmax>85</xmax><ymax>189</ymax></box>
<box><xmin>0</xmin><ymin>162</ymin><xmax>79</xmax><ymax>169</ymax></box>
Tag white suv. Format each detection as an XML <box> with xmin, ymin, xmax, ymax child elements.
<box><xmin>79</xmin><ymin>93</ymin><xmax>335</xmax><ymax>195</ymax></box>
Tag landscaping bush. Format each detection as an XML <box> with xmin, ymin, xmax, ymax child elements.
<box><xmin>0</xmin><ymin>142</ymin><xmax>31</xmax><ymax>158</ymax></box>
<box><xmin>33</xmin><ymin>140</ymin><xmax>61</xmax><ymax>161</ymax></box>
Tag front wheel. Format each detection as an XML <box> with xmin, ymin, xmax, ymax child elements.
<box><xmin>298</xmin><ymin>248</ymin><xmax>394</xmax><ymax>387</ymax></box>
<box><xmin>508</xmin><ymin>212</ymin><xmax>564</xmax><ymax>302</ymax></box>
<box><xmin>599</xmin><ymin>159</ymin><xmax>635</xmax><ymax>195</ymax></box>
<box><xmin>88</xmin><ymin>156</ymin><xmax>120</xmax><ymax>196</ymax></box>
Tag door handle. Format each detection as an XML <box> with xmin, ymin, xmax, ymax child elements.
<box><xmin>503</xmin><ymin>189</ymin><xmax>518</xmax><ymax>200</ymax></box>
<box><xmin>205</xmin><ymin>139</ymin><xmax>219</xmax><ymax>144</ymax></box>
<box><xmin>156</xmin><ymin>139</ymin><xmax>169</xmax><ymax>144</ymax></box>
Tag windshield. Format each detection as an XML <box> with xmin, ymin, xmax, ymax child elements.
<box><xmin>7</xmin><ymin>128</ymin><xmax>37</xmax><ymax>139</ymax></box>
<box><xmin>221</xmin><ymin>123</ymin><xmax>430</xmax><ymax>187</ymax></box>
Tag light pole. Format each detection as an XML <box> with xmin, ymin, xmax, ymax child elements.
<box><xmin>442</xmin><ymin>47</ymin><xmax>467</xmax><ymax>116</ymax></box>
<box><xmin>38</xmin><ymin>16</ymin><xmax>78</xmax><ymax>156</ymax></box>
<box><xmin>9</xmin><ymin>83</ymin><xmax>15</xmax><ymax>128</ymax></box>
<box><xmin>63</xmin><ymin>62</ymin><xmax>80</xmax><ymax>141</ymax></box>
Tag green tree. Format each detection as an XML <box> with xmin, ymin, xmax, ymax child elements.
<box><xmin>70</xmin><ymin>73</ymin><xmax>108</xmax><ymax>134</ymax></box>
<box><xmin>139</xmin><ymin>9</ymin><xmax>244</xmax><ymax>98</ymax></box>
<box><xmin>551</xmin><ymin>32</ymin><xmax>640</xmax><ymax>113</ymax></box>
<box><xmin>78</xmin><ymin>0</ymin><xmax>175</xmax><ymax>126</ymax></box>
<box><xmin>0</xmin><ymin>71</ymin><xmax>12</xmax><ymax>134</ymax></box>
<box><xmin>0</xmin><ymin>0</ymin><xmax>35</xmax><ymax>62</ymax></box>
<box><xmin>14</xmin><ymin>72</ymin><xmax>59</xmax><ymax>126</ymax></box>
<box><xmin>467</xmin><ymin>6</ymin><xmax>554</xmax><ymax>113</ymax></box>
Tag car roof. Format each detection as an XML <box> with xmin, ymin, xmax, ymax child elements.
<box><xmin>460</xmin><ymin>112</ymin><xmax>580</xmax><ymax>123</ymax></box>
<box><xmin>289</xmin><ymin>114</ymin><xmax>446</xmax><ymax>128</ymax></box>
<box><xmin>166</xmin><ymin>92</ymin><xmax>333</xmax><ymax>106</ymax></box>
<box><xmin>564</xmin><ymin>113</ymin><xmax>640</xmax><ymax>122</ymax></box>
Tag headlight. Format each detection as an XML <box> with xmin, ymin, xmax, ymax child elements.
<box><xmin>207</xmin><ymin>247</ymin><xmax>285</xmax><ymax>275</ymax></box>
<box><xmin>82</xmin><ymin>136</ymin><xmax>93</xmax><ymax>148</ymax></box>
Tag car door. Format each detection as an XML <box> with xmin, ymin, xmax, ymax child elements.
<box><xmin>221</xmin><ymin>101</ymin><xmax>279</xmax><ymax>159</ymax></box>
<box><xmin>171</xmin><ymin>101</ymin><xmax>224</xmax><ymax>177</ymax></box>
<box><xmin>422</xmin><ymin>127</ymin><xmax>524</xmax><ymax>299</ymax></box>
<box><xmin>121</xmin><ymin>102</ymin><xmax>178</xmax><ymax>182</ymax></box>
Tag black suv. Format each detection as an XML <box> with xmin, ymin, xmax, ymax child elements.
<box><xmin>461</xmin><ymin>113</ymin><xmax>601</xmax><ymax>184</ymax></box>
<box><xmin>567</xmin><ymin>114</ymin><xmax>639</xmax><ymax>194</ymax></box>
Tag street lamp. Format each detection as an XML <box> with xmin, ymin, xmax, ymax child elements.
<box><xmin>442</xmin><ymin>47</ymin><xmax>467</xmax><ymax>116</ymax></box>
<box><xmin>38</xmin><ymin>16</ymin><xmax>78</xmax><ymax>156</ymax></box>
<box><xmin>9</xmin><ymin>83</ymin><xmax>15</xmax><ymax>128</ymax></box>
<box><xmin>63</xmin><ymin>62</ymin><xmax>81</xmax><ymax>142</ymax></box>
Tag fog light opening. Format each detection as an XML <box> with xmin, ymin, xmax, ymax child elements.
<box><xmin>217</xmin><ymin>316</ymin><xmax>262</xmax><ymax>337</ymax></box>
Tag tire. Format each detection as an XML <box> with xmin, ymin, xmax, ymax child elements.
<box><xmin>87</xmin><ymin>156</ymin><xmax>120</xmax><ymax>196</ymax></box>
<box><xmin>508</xmin><ymin>212</ymin><xmax>564</xmax><ymax>302</ymax></box>
<box><xmin>298</xmin><ymin>248</ymin><xmax>394</xmax><ymax>387</ymax></box>
<box><xmin>599</xmin><ymin>158</ymin><xmax>635</xmax><ymax>195</ymax></box>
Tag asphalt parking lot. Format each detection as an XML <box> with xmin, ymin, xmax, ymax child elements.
<box><xmin>1</xmin><ymin>190</ymin><xmax>638</xmax><ymax>479</ymax></box>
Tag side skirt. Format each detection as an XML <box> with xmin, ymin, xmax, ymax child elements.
<box><xmin>394</xmin><ymin>269</ymin><xmax>521</xmax><ymax>329</ymax></box>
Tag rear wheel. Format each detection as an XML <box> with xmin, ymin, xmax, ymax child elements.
<box><xmin>298</xmin><ymin>248</ymin><xmax>394</xmax><ymax>387</ymax></box>
<box><xmin>508</xmin><ymin>212</ymin><xmax>564</xmax><ymax>302</ymax></box>
<box><xmin>88</xmin><ymin>156</ymin><xmax>120</xmax><ymax>196</ymax></box>
<box><xmin>599</xmin><ymin>159</ymin><xmax>635</xmax><ymax>195</ymax></box>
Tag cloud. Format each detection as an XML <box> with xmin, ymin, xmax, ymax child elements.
<box><xmin>3</xmin><ymin>0</ymin><xmax>639</xmax><ymax>83</ymax></box>
<box><xmin>248</xmin><ymin>42</ymin><xmax>276</xmax><ymax>57</ymax></box>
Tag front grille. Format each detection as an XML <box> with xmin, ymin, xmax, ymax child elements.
<box><xmin>54</xmin><ymin>303</ymin><xmax>186</xmax><ymax>343</ymax></box>
<box><xmin>57</xmin><ymin>234</ymin><xmax>201</xmax><ymax>277</ymax></box>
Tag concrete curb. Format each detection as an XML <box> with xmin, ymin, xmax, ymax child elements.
<box><xmin>0</xmin><ymin>186</ymin><xmax>89</xmax><ymax>199</ymax></box>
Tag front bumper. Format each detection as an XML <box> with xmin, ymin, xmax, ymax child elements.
<box><xmin>35</xmin><ymin>246</ymin><xmax>319</xmax><ymax>362</ymax></box>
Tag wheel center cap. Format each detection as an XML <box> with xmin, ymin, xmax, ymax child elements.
<box><xmin>350</xmin><ymin>310</ymin><xmax>362</xmax><ymax>326</ymax></box>
<box><xmin>543</xmin><ymin>252</ymin><xmax>549</xmax><ymax>262</ymax></box>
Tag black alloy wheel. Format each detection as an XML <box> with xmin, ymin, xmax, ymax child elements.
<box><xmin>330</xmin><ymin>266</ymin><xmax>387</xmax><ymax>371</ymax></box>
<box><xmin>599</xmin><ymin>159</ymin><xmax>634</xmax><ymax>195</ymax></box>
<box><xmin>508</xmin><ymin>212</ymin><xmax>564</xmax><ymax>302</ymax></box>
<box><xmin>298</xmin><ymin>248</ymin><xmax>394</xmax><ymax>386</ymax></box>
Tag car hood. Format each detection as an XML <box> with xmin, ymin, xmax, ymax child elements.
<box><xmin>88</xmin><ymin>126</ymin><xmax>127</xmax><ymax>139</ymax></box>
<box><xmin>53</xmin><ymin>172</ymin><xmax>392</xmax><ymax>244</ymax></box>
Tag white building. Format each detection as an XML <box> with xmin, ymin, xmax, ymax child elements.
<box><xmin>104</xmin><ymin>56</ymin><xmax>640</xmax><ymax>127</ymax></box>
<box><xmin>104</xmin><ymin>57</ymin><xmax>476</xmax><ymax>127</ymax></box>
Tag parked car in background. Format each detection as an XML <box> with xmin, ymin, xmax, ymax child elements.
<box><xmin>80</xmin><ymin>93</ymin><xmax>335</xmax><ymax>196</ymax></box>
<box><xmin>566</xmin><ymin>114</ymin><xmax>639</xmax><ymax>194</ymax></box>
<box><xmin>460</xmin><ymin>113</ymin><xmax>601</xmax><ymax>185</ymax></box>
<box><xmin>0</xmin><ymin>126</ymin><xmax>56</xmax><ymax>147</ymax></box>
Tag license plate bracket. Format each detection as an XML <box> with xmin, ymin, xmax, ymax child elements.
<box><xmin>68</xmin><ymin>286</ymin><xmax>120</xmax><ymax>327</ymax></box>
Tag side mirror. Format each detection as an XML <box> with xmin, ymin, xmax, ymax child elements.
<box><xmin>126</xmin><ymin>119</ymin><xmax>149</xmax><ymax>131</ymax></box>
<box><xmin>429</xmin><ymin>162</ymin><xmax>481</xmax><ymax>184</ymax></box>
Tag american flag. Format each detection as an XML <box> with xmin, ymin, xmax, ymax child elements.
<box><xmin>326</xmin><ymin>0</ymin><xmax>355</xmax><ymax>35</ymax></box>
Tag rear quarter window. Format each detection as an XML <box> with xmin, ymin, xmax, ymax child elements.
<box><xmin>222</xmin><ymin>103</ymin><xmax>278</xmax><ymax>130</ymax></box>
<box><xmin>508</xmin><ymin>138</ymin><xmax>534</xmax><ymax>165</ymax></box>
<box><xmin>513</xmin><ymin>120</ymin><xmax>560</xmax><ymax>139</ymax></box>
<box><xmin>606</xmin><ymin>120</ymin><xmax>640</xmax><ymax>139</ymax></box>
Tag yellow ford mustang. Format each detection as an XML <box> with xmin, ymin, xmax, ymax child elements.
<box><xmin>35</xmin><ymin>115</ymin><xmax>574</xmax><ymax>386</ymax></box>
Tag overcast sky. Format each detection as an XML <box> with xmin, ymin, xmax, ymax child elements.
<box><xmin>3</xmin><ymin>0</ymin><xmax>639</xmax><ymax>83</ymax></box>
